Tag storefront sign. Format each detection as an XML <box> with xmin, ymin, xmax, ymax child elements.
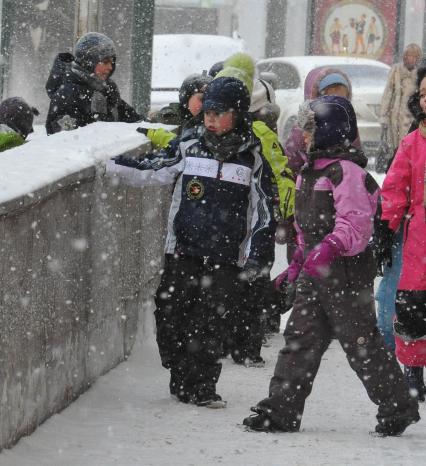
<box><xmin>311</xmin><ymin>0</ymin><xmax>399</xmax><ymax>64</ymax></box>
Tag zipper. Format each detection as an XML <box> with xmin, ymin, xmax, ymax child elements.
<box><xmin>216</xmin><ymin>161</ymin><xmax>223</xmax><ymax>180</ymax></box>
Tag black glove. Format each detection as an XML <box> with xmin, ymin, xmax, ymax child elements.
<box><xmin>241</xmin><ymin>259</ymin><xmax>267</xmax><ymax>284</ymax></box>
<box><xmin>136</xmin><ymin>127</ymin><xmax>148</xmax><ymax>135</ymax></box>
<box><xmin>275</xmin><ymin>273</ymin><xmax>295</xmax><ymax>314</ymax></box>
<box><xmin>372</xmin><ymin>219</ymin><xmax>395</xmax><ymax>275</ymax></box>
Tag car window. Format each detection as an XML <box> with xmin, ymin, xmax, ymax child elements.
<box><xmin>257</xmin><ymin>62</ymin><xmax>300</xmax><ymax>89</ymax></box>
<box><xmin>331</xmin><ymin>65</ymin><xmax>389</xmax><ymax>87</ymax></box>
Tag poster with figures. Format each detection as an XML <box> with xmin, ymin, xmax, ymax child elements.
<box><xmin>311</xmin><ymin>0</ymin><xmax>399</xmax><ymax>65</ymax></box>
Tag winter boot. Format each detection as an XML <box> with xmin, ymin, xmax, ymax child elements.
<box><xmin>194</xmin><ymin>393</ymin><xmax>227</xmax><ymax>409</ymax></box>
<box><xmin>404</xmin><ymin>366</ymin><xmax>425</xmax><ymax>402</ymax></box>
<box><xmin>375</xmin><ymin>410</ymin><xmax>420</xmax><ymax>436</ymax></box>
<box><xmin>243</xmin><ymin>407</ymin><xmax>298</xmax><ymax>433</ymax></box>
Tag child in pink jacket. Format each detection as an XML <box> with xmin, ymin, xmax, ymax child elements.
<box><xmin>380</xmin><ymin>66</ymin><xmax>426</xmax><ymax>401</ymax></box>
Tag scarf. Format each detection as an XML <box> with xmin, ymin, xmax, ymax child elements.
<box><xmin>421</xmin><ymin>122</ymin><xmax>426</xmax><ymax>208</ymax></box>
<box><xmin>203</xmin><ymin>124</ymin><xmax>253</xmax><ymax>162</ymax></box>
<box><xmin>71</xmin><ymin>63</ymin><xmax>117</xmax><ymax>118</ymax></box>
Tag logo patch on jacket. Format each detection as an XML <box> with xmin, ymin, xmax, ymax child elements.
<box><xmin>186</xmin><ymin>178</ymin><xmax>205</xmax><ymax>200</ymax></box>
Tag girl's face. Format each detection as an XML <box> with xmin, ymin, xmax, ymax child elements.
<box><xmin>204</xmin><ymin>109</ymin><xmax>236</xmax><ymax>136</ymax></box>
<box><xmin>187</xmin><ymin>93</ymin><xmax>203</xmax><ymax>116</ymax></box>
<box><xmin>322</xmin><ymin>84</ymin><xmax>349</xmax><ymax>98</ymax></box>
<box><xmin>419</xmin><ymin>77</ymin><xmax>426</xmax><ymax>114</ymax></box>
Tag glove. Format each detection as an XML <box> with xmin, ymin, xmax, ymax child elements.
<box><xmin>371</xmin><ymin>219</ymin><xmax>395</xmax><ymax>274</ymax></box>
<box><xmin>273</xmin><ymin>245</ymin><xmax>304</xmax><ymax>293</ymax></box>
<box><xmin>273</xmin><ymin>271</ymin><xmax>296</xmax><ymax>314</ymax></box>
<box><xmin>302</xmin><ymin>234</ymin><xmax>345</xmax><ymax>279</ymax></box>
<box><xmin>242</xmin><ymin>259</ymin><xmax>265</xmax><ymax>283</ymax></box>
<box><xmin>136</xmin><ymin>127</ymin><xmax>148</xmax><ymax>135</ymax></box>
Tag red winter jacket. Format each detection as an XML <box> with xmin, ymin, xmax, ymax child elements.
<box><xmin>381</xmin><ymin>128</ymin><xmax>426</xmax><ymax>290</ymax></box>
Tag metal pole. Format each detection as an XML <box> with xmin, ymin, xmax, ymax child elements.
<box><xmin>131</xmin><ymin>0</ymin><xmax>155</xmax><ymax>116</ymax></box>
<box><xmin>0</xmin><ymin>0</ymin><xmax>12</xmax><ymax>99</ymax></box>
<box><xmin>395</xmin><ymin>0</ymin><xmax>406</xmax><ymax>61</ymax></box>
<box><xmin>265</xmin><ymin>0</ymin><xmax>286</xmax><ymax>57</ymax></box>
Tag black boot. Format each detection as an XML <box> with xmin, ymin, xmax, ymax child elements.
<box><xmin>242</xmin><ymin>407</ymin><xmax>299</xmax><ymax>432</ymax></box>
<box><xmin>243</xmin><ymin>407</ymin><xmax>278</xmax><ymax>432</ymax></box>
<box><xmin>375</xmin><ymin>410</ymin><xmax>420</xmax><ymax>436</ymax></box>
<box><xmin>404</xmin><ymin>366</ymin><xmax>425</xmax><ymax>402</ymax></box>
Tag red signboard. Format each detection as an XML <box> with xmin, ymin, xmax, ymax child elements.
<box><xmin>311</xmin><ymin>0</ymin><xmax>399</xmax><ymax>64</ymax></box>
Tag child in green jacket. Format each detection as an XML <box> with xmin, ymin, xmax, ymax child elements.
<box><xmin>0</xmin><ymin>97</ymin><xmax>39</xmax><ymax>152</ymax></box>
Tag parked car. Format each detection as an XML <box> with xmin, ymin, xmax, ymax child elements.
<box><xmin>256</xmin><ymin>56</ymin><xmax>390</xmax><ymax>157</ymax></box>
<box><xmin>151</xmin><ymin>34</ymin><xmax>246</xmax><ymax>110</ymax></box>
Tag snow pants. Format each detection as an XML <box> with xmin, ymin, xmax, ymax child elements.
<box><xmin>257</xmin><ymin>274</ymin><xmax>417</xmax><ymax>431</ymax></box>
<box><xmin>154</xmin><ymin>254</ymin><xmax>241</xmax><ymax>402</ymax></box>
<box><xmin>225</xmin><ymin>277</ymin><xmax>265</xmax><ymax>362</ymax></box>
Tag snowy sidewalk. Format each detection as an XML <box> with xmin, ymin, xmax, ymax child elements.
<box><xmin>1</xmin><ymin>319</ymin><xmax>425</xmax><ymax>466</ymax></box>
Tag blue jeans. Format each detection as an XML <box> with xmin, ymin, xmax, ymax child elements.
<box><xmin>375</xmin><ymin>229</ymin><xmax>403</xmax><ymax>351</ymax></box>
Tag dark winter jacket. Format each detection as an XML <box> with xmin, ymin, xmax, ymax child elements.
<box><xmin>296</xmin><ymin>148</ymin><xmax>379</xmax><ymax>289</ymax></box>
<box><xmin>45</xmin><ymin>62</ymin><xmax>141</xmax><ymax>134</ymax></box>
<box><xmin>107</xmin><ymin>124</ymin><xmax>276</xmax><ymax>268</ymax></box>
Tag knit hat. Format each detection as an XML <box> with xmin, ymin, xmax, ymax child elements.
<box><xmin>0</xmin><ymin>97</ymin><xmax>39</xmax><ymax>138</ymax></box>
<box><xmin>318</xmin><ymin>73</ymin><xmax>350</xmax><ymax>94</ymax></box>
<box><xmin>178</xmin><ymin>73</ymin><xmax>212</xmax><ymax>107</ymax></box>
<box><xmin>214</xmin><ymin>52</ymin><xmax>255</xmax><ymax>94</ymax></box>
<box><xmin>298</xmin><ymin>95</ymin><xmax>357</xmax><ymax>150</ymax></box>
<box><xmin>202</xmin><ymin>76</ymin><xmax>251</xmax><ymax>113</ymax></box>
<box><xmin>208</xmin><ymin>61</ymin><xmax>224</xmax><ymax>78</ymax></box>
<box><xmin>74</xmin><ymin>32</ymin><xmax>116</xmax><ymax>73</ymax></box>
<box><xmin>249</xmin><ymin>79</ymin><xmax>276</xmax><ymax>113</ymax></box>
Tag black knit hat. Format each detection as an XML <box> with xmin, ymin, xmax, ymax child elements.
<box><xmin>178</xmin><ymin>73</ymin><xmax>212</xmax><ymax>107</ymax></box>
<box><xmin>202</xmin><ymin>76</ymin><xmax>251</xmax><ymax>113</ymax></box>
<box><xmin>208</xmin><ymin>61</ymin><xmax>224</xmax><ymax>78</ymax></box>
<box><xmin>74</xmin><ymin>32</ymin><xmax>116</xmax><ymax>73</ymax></box>
<box><xmin>0</xmin><ymin>97</ymin><xmax>39</xmax><ymax>138</ymax></box>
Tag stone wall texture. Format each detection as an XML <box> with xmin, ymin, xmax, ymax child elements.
<box><xmin>0</xmin><ymin>163</ymin><xmax>171</xmax><ymax>449</ymax></box>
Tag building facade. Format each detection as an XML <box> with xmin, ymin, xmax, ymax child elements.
<box><xmin>0</xmin><ymin>0</ymin><xmax>424</xmax><ymax>121</ymax></box>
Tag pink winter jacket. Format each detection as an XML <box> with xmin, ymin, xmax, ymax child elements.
<box><xmin>381</xmin><ymin>128</ymin><xmax>426</xmax><ymax>290</ymax></box>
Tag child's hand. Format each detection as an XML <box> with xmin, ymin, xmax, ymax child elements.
<box><xmin>302</xmin><ymin>234</ymin><xmax>344</xmax><ymax>279</ymax></box>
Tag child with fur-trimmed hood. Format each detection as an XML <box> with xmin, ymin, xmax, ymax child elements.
<box><xmin>243</xmin><ymin>95</ymin><xmax>419</xmax><ymax>437</ymax></box>
<box><xmin>107</xmin><ymin>64</ymin><xmax>276</xmax><ymax>407</ymax></box>
<box><xmin>284</xmin><ymin>67</ymin><xmax>360</xmax><ymax>175</ymax></box>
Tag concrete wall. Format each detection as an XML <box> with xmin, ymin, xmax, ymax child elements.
<box><xmin>0</xmin><ymin>151</ymin><xmax>171</xmax><ymax>449</ymax></box>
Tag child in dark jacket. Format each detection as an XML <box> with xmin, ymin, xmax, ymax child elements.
<box><xmin>46</xmin><ymin>33</ymin><xmax>140</xmax><ymax>134</ymax></box>
<box><xmin>141</xmin><ymin>72</ymin><xmax>212</xmax><ymax>148</ymax></box>
<box><xmin>107</xmin><ymin>75</ymin><xmax>276</xmax><ymax>408</ymax></box>
<box><xmin>243</xmin><ymin>95</ymin><xmax>419</xmax><ymax>436</ymax></box>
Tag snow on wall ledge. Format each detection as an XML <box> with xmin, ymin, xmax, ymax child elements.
<box><xmin>0</xmin><ymin>122</ymin><xmax>172</xmax><ymax>450</ymax></box>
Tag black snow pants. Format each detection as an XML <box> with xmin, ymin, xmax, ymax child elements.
<box><xmin>225</xmin><ymin>277</ymin><xmax>265</xmax><ymax>363</ymax></box>
<box><xmin>154</xmin><ymin>254</ymin><xmax>242</xmax><ymax>402</ymax></box>
<box><xmin>257</xmin><ymin>274</ymin><xmax>418</xmax><ymax>431</ymax></box>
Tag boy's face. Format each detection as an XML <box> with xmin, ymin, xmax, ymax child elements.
<box><xmin>322</xmin><ymin>84</ymin><xmax>349</xmax><ymax>98</ymax></box>
<box><xmin>94</xmin><ymin>57</ymin><xmax>114</xmax><ymax>80</ymax></box>
<box><xmin>187</xmin><ymin>93</ymin><xmax>204</xmax><ymax>117</ymax></box>
<box><xmin>419</xmin><ymin>77</ymin><xmax>426</xmax><ymax>114</ymax></box>
<box><xmin>204</xmin><ymin>109</ymin><xmax>236</xmax><ymax>136</ymax></box>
